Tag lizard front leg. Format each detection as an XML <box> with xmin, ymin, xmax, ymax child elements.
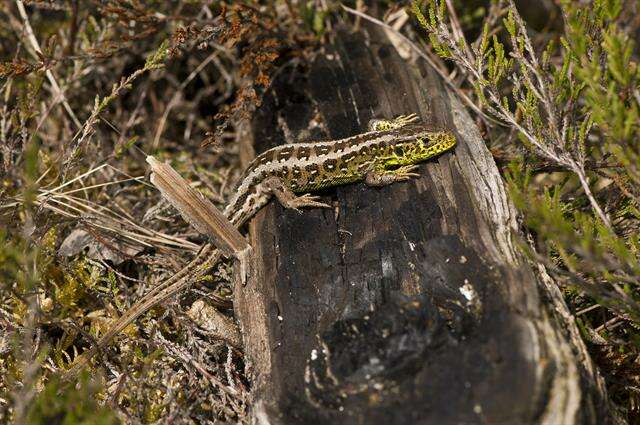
<box><xmin>262</xmin><ymin>177</ymin><xmax>331</xmax><ymax>211</ymax></box>
<box><xmin>364</xmin><ymin>164</ymin><xmax>420</xmax><ymax>187</ymax></box>
<box><xmin>368</xmin><ymin>113</ymin><xmax>419</xmax><ymax>132</ymax></box>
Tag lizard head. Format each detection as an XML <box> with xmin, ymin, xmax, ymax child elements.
<box><xmin>386</xmin><ymin>125</ymin><xmax>457</xmax><ymax>165</ymax></box>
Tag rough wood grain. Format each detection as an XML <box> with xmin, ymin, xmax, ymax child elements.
<box><xmin>233</xmin><ymin>25</ymin><xmax>613</xmax><ymax>424</ymax></box>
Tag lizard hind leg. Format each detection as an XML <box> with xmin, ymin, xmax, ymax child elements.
<box><xmin>262</xmin><ymin>177</ymin><xmax>331</xmax><ymax>212</ymax></box>
<box><xmin>368</xmin><ymin>113</ymin><xmax>419</xmax><ymax>132</ymax></box>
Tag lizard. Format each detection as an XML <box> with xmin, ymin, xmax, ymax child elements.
<box><xmin>62</xmin><ymin>114</ymin><xmax>456</xmax><ymax>380</ymax></box>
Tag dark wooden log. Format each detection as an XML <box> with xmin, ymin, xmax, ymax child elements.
<box><xmin>233</xmin><ymin>24</ymin><xmax>613</xmax><ymax>424</ymax></box>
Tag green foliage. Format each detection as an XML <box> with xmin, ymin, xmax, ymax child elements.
<box><xmin>299</xmin><ymin>1</ymin><xmax>329</xmax><ymax>36</ymax></box>
<box><xmin>507</xmin><ymin>162</ymin><xmax>640</xmax><ymax>319</ymax></box>
<box><xmin>413</xmin><ymin>0</ymin><xmax>640</xmax><ymax>313</ymax></box>
<box><xmin>413</xmin><ymin>0</ymin><xmax>640</xmax><ymax>416</ymax></box>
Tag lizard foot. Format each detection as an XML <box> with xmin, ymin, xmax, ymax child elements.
<box><xmin>286</xmin><ymin>193</ymin><xmax>332</xmax><ymax>212</ymax></box>
<box><xmin>368</xmin><ymin>113</ymin><xmax>420</xmax><ymax>132</ymax></box>
<box><xmin>392</xmin><ymin>164</ymin><xmax>421</xmax><ymax>182</ymax></box>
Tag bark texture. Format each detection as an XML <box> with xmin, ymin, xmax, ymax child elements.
<box><xmin>233</xmin><ymin>24</ymin><xmax>612</xmax><ymax>424</ymax></box>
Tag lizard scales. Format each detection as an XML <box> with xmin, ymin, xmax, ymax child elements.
<box><xmin>225</xmin><ymin>117</ymin><xmax>456</xmax><ymax>225</ymax></box>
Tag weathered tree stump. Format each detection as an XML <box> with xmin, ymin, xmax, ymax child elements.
<box><xmin>233</xmin><ymin>24</ymin><xmax>613</xmax><ymax>424</ymax></box>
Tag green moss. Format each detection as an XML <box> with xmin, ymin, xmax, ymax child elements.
<box><xmin>26</xmin><ymin>374</ymin><xmax>117</xmax><ymax>425</ymax></box>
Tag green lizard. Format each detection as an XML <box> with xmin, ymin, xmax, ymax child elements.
<box><xmin>63</xmin><ymin>114</ymin><xmax>456</xmax><ymax>380</ymax></box>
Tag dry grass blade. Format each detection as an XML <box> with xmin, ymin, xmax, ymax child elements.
<box><xmin>2</xmin><ymin>163</ymin><xmax>200</xmax><ymax>251</ymax></box>
<box><xmin>14</xmin><ymin>0</ymin><xmax>81</xmax><ymax>129</ymax></box>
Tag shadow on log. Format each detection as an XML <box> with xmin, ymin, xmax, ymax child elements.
<box><xmin>233</xmin><ymin>24</ymin><xmax>613</xmax><ymax>424</ymax></box>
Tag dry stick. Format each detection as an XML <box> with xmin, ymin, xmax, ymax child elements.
<box><xmin>574</xmin><ymin>163</ymin><xmax>612</xmax><ymax>230</ymax></box>
<box><xmin>146</xmin><ymin>156</ymin><xmax>251</xmax><ymax>270</ymax></box>
<box><xmin>63</xmin><ymin>157</ymin><xmax>251</xmax><ymax>380</ymax></box>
